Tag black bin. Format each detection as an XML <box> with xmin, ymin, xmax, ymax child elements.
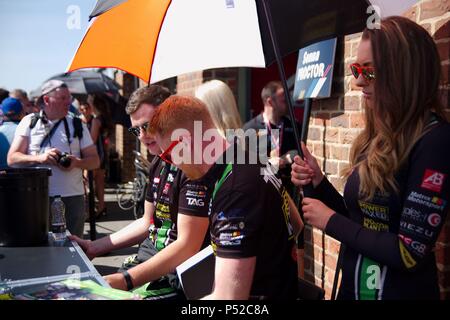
<box><xmin>0</xmin><ymin>167</ymin><xmax>52</xmax><ymax>246</ymax></box>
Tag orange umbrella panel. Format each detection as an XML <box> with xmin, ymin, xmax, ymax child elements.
<box><xmin>68</xmin><ymin>0</ymin><xmax>171</xmax><ymax>82</ymax></box>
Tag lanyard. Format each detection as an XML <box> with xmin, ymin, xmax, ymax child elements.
<box><xmin>212</xmin><ymin>163</ymin><xmax>232</xmax><ymax>200</ymax></box>
<box><xmin>262</xmin><ymin>113</ymin><xmax>283</xmax><ymax>157</ymax></box>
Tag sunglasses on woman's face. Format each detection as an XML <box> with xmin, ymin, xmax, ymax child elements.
<box><xmin>128</xmin><ymin>122</ymin><xmax>149</xmax><ymax>137</ymax></box>
<box><xmin>350</xmin><ymin>63</ymin><xmax>376</xmax><ymax>81</ymax></box>
<box><xmin>159</xmin><ymin>138</ymin><xmax>182</xmax><ymax>165</ymax></box>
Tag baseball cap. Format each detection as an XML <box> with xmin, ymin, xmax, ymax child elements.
<box><xmin>40</xmin><ymin>80</ymin><xmax>68</xmax><ymax>96</ymax></box>
<box><xmin>1</xmin><ymin>97</ymin><xmax>23</xmax><ymax>117</ymax></box>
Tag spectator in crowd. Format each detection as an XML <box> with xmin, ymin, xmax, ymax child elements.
<box><xmin>0</xmin><ymin>97</ymin><xmax>23</xmax><ymax>167</ymax></box>
<box><xmin>194</xmin><ymin>79</ymin><xmax>242</xmax><ymax>138</ymax></box>
<box><xmin>84</xmin><ymin>94</ymin><xmax>114</xmax><ymax>217</ymax></box>
<box><xmin>291</xmin><ymin>16</ymin><xmax>450</xmax><ymax>300</ymax></box>
<box><xmin>10</xmin><ymin>88</ymin><xmax>39</xmax><ymax>115</ymax></box>
<box><xmin>244</xmin><ymin>81</ymin><xmax>301</xmax><ymax>196</ymax></box>
<box><xmin>7</xmin><ymin>80</ymin><xmax>99</xmax><ymax>237</ymax></box>
<box><xmin>0</xmin><ymin>88</ymin><xmax>9</xmax><ymax>104</ymax></box>
<box><xmin>149</xmin><ymin>95</ymin><xmax>301</xmax><ymax>299</ymax></box>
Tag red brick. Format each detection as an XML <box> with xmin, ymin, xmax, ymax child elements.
<box><xmin>321</xmin><ymin>98</ymin><xmax>341</xmax><ymax>111</ymax></box>
<box><xmin>421</xmin><ymin>23</ymin><xmax>432</xmax><ymax>35</ymax></box>
<box><xmin>419</xmin><ymin>0</ymin><xmax>450</xmax><ymax>20</ymax></box>
<box><xmin>308</xmin><ymin>127</ymin><xmax>323</xmax><ymax>141</ymax></box>
<box><xmin>344</xmin><ymin>95</ymin><xmax>362</xmax><ymax>111</ymax></box>
<box><xmin>344</xmin><ymin>43</ymin><xmax>352</xmax><ymax>59</ymax></box>
<box><xmin>304</xmin><ymin>225</ymin><xmax>313</xmax><ymax>243</ymax></box>
<box><xmin>313</xmin><ymin>228</ymin><xmax>324</xmax><ymax>246</ymax></box>
<box><xmin>325</xmin><ymin>128</ymin><xmax>339</xmax><ymax>143</ymax></box>
<box><xmin>437</xmin><ymin>41</ymin><xmax>450</xmax><ymax>64</ymax></box>
<box><xmin>313</xmin><ymin>143</ymin><xmax>325</xmax><ymax>158</ymax></box>
<box><xmin>304</xmin><ymin>242</ymin><xmax>314</xmax><ymax>258</ymax></box>
<box><xmin>329</xmin><ymin>176</ymin><xmax>345</xmax><ymax>193</ymax></box>
<box><xmin>326</xmin><ymin>237</ymin><xmax>342</xmax><ymax>255</ymax></box>
<box><xmin>437</xmin><ymin>270</ymin><xmax>450</xmax><ymax>288</ymax></box>
<box><xmin>324</xmin><ymin>161</ymin><xmax>339</xmax><ymax>176</ymax></box>
<box><xmin>340</xmin><ymin>129</ymin><xmax>360</xmax><ymax>144</ymax></box>
<box><xmin>330</xmin><ymin>113</ymin><xmax>350</xmax><ymax>128</ymax></box>
<box><xmin>325</xmin><ymin>254</ymin><xmax>338</xmax><ymax>271</ymax></box>
<box><xmin>440</xmin><ymin>63</ymin><xmax>449</xmax><ymax>86</ymax></box>
<box><xmin>351</xmin><ymin>42</ymin><xmax>359</xmax><ymax>58</ymax></box>
<box><xmin>313</xmin><ymin>112</ymin><xmax>331</xmax><ymax>126</ymax></box>
<box><xmin>303</xmin><ymin>255</ymin><xmax>312</xmax><ymax>271</ymax></box>
<box><xmin>328</xmin><ymin>145</ymin><xmax>350</xmax><ymax>161</ymax></box>
<box><xmin>324</xmin><ymin>265</ymin><xmax>338</xmax><ymax>286</ymax></box>
<box><xmin>434</xmin><ymin>19</ymin><xmax>450</xmax><ymax>41</ymax></box>
<box><xmin>350</xmin><ymin>112</ymin><xmax>366</xmax><ymax>129</ymax></box>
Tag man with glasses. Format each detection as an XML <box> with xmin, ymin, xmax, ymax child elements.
<box><xmin>70</xmin><ymin>85</ymin><xmax>211</xmax><ymax>300</ymax></box>
<box><xmin>7</xmin><ymin>80</ymin><xmax>100</xmax><ymax>237</ymax></box>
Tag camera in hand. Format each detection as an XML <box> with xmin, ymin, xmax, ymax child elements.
<box><xmin>57</xmin><ymin>152</ymin><xmax>71</xmax><ymax>168</ymax></box>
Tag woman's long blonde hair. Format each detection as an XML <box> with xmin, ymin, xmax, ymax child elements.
<box><xmin>195</xmin><ymin>80</ymin><xmax>243</xmax><ymax>137</ymax></box>
<box><xmin>344</xmin><ymin>16</ymin><xmax>447</xmax><ymax>199</ymax></box>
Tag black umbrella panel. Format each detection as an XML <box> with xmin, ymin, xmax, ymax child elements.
<box><xmin>46</xmin><ymin>70</ymin><xmax>121</xmax><ymax>95</ymax></box>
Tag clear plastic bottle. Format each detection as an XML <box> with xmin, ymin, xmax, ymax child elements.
<box><xmin>51</xmin><ymin>196</ymin><xmax>67</xmax><ymax>245</ymax></box>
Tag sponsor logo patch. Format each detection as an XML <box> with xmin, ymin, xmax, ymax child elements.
<box><xmin>402</xmin><ymin>207</ymin><xmax>427</xmax><ymax>223</ymax></box>
<box><xmin>399</xmin><ymin>234</ymin><xmax>427</xmax><ymax>257</ymax></box>
<box><xmin>363</xmin><ymin>217</ymin><xmax>388</xmax><ymax>231</ymax></box>
<box><xmin>359</xmin><ymin>201</ymin><xmax>389</xmax><ymax>221</ymax></box>
<box><xmin>187</xmin><ymin>197</ymin><xmax>205</xmax><ymax>207</ymax></box>
<box><xmin>163</xmin><ymin>183</ymin><xmax>171</xmax><ymax>195</ymax></box>
<box><xmin>421</xmin><ymin>169</ymin><xmax>446</xmax><ymax>193</ymax></box>
<box><xmin>407</xmin><ymin>192</ymin><xmax>447</xmax><ymax>211</ymax></box>
<box><xmin>400</xmin><ymin>221</ymin><xmax>434</xmax><ymax>239</ymax></box>
<box><xmin>398</xmin><ymin>240</ymin><xmax>417</xmax><ymax>268</ymax></box>
<box><xmin>427</xmin><ymin>213</ymin><xmax>442</xmax><ymax>227</ymax></box>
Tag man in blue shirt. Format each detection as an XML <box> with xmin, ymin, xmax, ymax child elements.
<box><xmin>0</xmin><ymin>97</ymin><xmax>23</xmax><ymax>167</ymax></box>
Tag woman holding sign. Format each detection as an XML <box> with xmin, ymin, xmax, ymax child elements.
<box><xmin>291</xmin><ymin>16</ymin><xmax>450</xmax><ymax>299</ymax></box>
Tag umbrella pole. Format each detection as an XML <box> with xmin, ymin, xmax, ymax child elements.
<box><xmin>88</xmin><ymin>170</ymin><xmax>97</xmax><ymax>240</ymax></box>
<box><xmin>301</xmin><ymin>99</ymin><xmax>312</xmax><ymax>143</ymax></box>
<box><xmin>260</xmin><ymin>0</ymin><xmax>314</xmax><ymax>197</ymax></box>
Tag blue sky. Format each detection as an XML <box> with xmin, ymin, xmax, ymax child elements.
<box><xmin>0</xmin><ymin>0</ymin><xmax>97</xmax><ymax>93</ymax></box>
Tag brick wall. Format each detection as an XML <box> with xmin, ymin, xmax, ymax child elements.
<box><xmin>115</xmin><ymin>73</ymin><xmax>138</xmax><ymax>183</ymax></box>
<box><xmin>304</xmin><ymin>0</ymin><xmax>450</xmax><ymax>299</ymax></box>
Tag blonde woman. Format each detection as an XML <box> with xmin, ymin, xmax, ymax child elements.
<box><xmin>194</xmin><ymin>79</ymin><xmax>242</xmax><ymax>138</ymax></box>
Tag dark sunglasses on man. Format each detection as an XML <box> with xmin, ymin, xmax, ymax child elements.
<box><xmin>128</xmin><ymin>122</ymin><xmax>149</xmax><ymax>137</ymax></box>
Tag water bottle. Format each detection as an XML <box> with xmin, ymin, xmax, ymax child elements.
<box><xmin>51</xmin><ymin>196</ymin><xmax>67</xmax><ymax>245</ymax></box>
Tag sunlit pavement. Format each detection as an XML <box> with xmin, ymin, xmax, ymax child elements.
<box><xmin>83</xmin><ymin>186</ymin><xmax>139</xmax><ymax>276</ymax></box>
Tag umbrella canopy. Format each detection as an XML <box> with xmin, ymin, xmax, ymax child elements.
<box><xmin>68</xmin><ymin>0</ymin><xmax>418</xmax><ymax>84</ymax></box>
<box><xmin>47</xmin><ymin>70</ymin><xmax>121</xmax><ymax>95</ymax></box>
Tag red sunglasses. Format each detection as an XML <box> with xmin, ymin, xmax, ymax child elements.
<box><xmin>350</xmin><ymin>63</ymin><xmax>375</xmax><ymax>81</ymax></box>
<box><xmin>159</xmin><ymin>138</ymin><xmax>182</xmax><ymax>165</ymax></box>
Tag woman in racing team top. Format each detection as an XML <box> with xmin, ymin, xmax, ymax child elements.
<box><xmin>291</xmin><ymin>16</ymin><xmax>450</xmax><ymax>299</ymax></box>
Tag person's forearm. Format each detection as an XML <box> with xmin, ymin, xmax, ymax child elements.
<box><xmin>127</xmin><ymin>238</ymin><xmax>198</xmax><ymax>288</ymax></box>
<box><xmin>92</xmin><ymin>217</ymin><xmax>150</xmax><ymax>256</ymax></box>
<box><xmin>288</xmin><ymin>195</ymin><xmax>303</xmax><ymax>238</ymax></box>
<box><xmin>76</xmin><ymin>155</ymin><xmax>99</xmax><ymax>170</ymax></box>
<box><xmin>313</xmin><ymin>177</ymin><xmax>348</xmax><ymax>216</ymax></box>
<box><xmin>8</xmin><ymin>151</ymin><xmax>41</xmax><ymax>167</ymax></box>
